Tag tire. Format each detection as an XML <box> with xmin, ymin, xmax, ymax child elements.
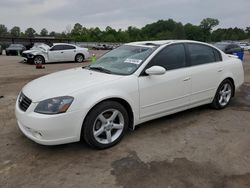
<box><xmin>211</xmin><ymin>79</ymin><xmax>233</xmax><ymax>109</ymax></box>
<box><xmin>34</xmin><ymin>56</ymin><xmax>45</xmax><ymax>64</ymax></box>
<box><xmin>75</xmin><ymin>54</ymin><xmax>84</xmax><ymax>63</ymax></box>
<box><xmin>82</xmin><ymin>101</ymin><xmax>129</xmax><ymax>149</ymax></box>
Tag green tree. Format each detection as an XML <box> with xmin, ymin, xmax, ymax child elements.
<box><xmin>200</xmin><ymin>18</ymin><xmax>219</xmax><ymax>31</ymax></box>
<box><xmin>0</xmin><ymin>24</ymin><xmax>8</xmax><ymax>36</ymax></box>
<box><xmin>49</xmin><ymin>31</ymin><xmax>56</xmax><ymax>36</ymax></box>
<box><xmin>246</xmin><ymin>27</ymin><xmax>250</xmax><ymax>37</ymax></box>
<box><xmin>25</xmin><ymin>28</ymin><xmax>36</xmax><ymax>37</ymax></box>
<box><xmin>174</xmin><ymin>23</ymin><xmax>185</xmax><ymax>39</ymax></box>
<box><xmin>10</xmin><ymin>26</ymin><xmax>20</xmax><ymax>37</ymax></box>
<box><xmin>40</xmin><ymin>28</ymin><xmax>48</xmax><ymax>36</ymax></box>
<box><xmin>184</xmin><ymin>23</ymin><xmax>204</xmax><ymax>41</ymax></box>
<box><xmin>71</xmin><ymin>23</ymin><xmax>82</xmax><ymax>36</ymax></box>
<box><xmin>200</xmin><ymin>18</ymin><xmax>219</xmax><ymax>41</ymax></box>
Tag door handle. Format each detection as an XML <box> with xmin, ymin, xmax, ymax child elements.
<box><xmin>218</xmin><ymin>69</ymin><xmax>223</xmax><ymax>72</ymax></box>
<box><xmin>61</xmin><ymin>52</ymin><xmax>64</xmax><ymax>53</ymax></box>
<box><xmin>183</xmin><ymin>77</ymin><xmax>191</xmax><ymax>81</ymax></box>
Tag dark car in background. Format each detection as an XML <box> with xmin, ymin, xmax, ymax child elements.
<box><xmin>214</xmin><ymin>42</ymin><xmax>242</xmax><ymax>54</ymax></box>
<box><xmin>6</xmin><ymin>44</ymin><xmax>26</xmax><ymax>56</ymax></box>
<box><xmin>214</xmin><ymin>42</ymin><xmax>244</xmax><ymax>60</ymax></box>
<box><xmin>0</xmin><ymin>45</ymin><xmax>2</xmax><ymax>55</ymax></box>
<box><xmin>92</xmin><ymin>44</ymin><xmax>114</xmax><ymax>50</ymax></box>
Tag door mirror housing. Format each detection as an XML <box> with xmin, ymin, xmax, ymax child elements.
<box><xmin>145</xmin><ymin>66</ymin><xmax>166</xmax><ymax>75</ymax></box>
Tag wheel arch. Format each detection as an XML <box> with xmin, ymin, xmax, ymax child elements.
<box><xmin>80</xmin><ymin>97</ymin><xmax>134</xmax><ymax>139</ymax></box>
<box><xmin>224</xmin><ymin>77</ymin><xmax>235</xmax><ymax>97</ymax></box>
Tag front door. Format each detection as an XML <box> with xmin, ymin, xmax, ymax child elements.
<box><xmin>139</xmin><ymin>44</ymin><xmax>191</xmax><ymax>119</ymax></box>
<box><xmin>48</xmin><ymin>45</ymin><xmax>64</xmax><ymax>62</ymax></box>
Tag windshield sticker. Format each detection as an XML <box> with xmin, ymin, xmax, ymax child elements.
<box><xmin>124</xmin><ymin>58</ymin><xmax>142</xmax><ymax>65</ymax></box>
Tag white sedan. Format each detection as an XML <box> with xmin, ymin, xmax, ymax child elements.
<box><xmin>22</xmin><ymin>43</ymin><xmax>90</xmax><ymax>64</ymax></box>
<box><xmin>15</xmin><ymin>40</ymin><xmax>244</xmax><ymax>149</ymax></box>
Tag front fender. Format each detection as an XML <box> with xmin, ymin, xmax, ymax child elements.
<box><xmin>69</xmin><ymin>76</ymin><xmax>140</xmax><ymax>134</ymax></box>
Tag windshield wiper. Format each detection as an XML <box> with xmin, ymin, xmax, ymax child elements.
<box><xmin>87</xmin><ymin>66</ymin><xmax>112</xmax><ymax>74</ymax></box>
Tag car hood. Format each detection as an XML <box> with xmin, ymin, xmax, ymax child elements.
<box><xmin>22</xmin><ymin>67</ymin><xmax>123</xmax><ymax>102</ymax></box>
<box><xmin>23</xmin><ymin>49</ymin><xmax>46</xmax><ymax>54</ymax></box>
<box><xmin>6</xmin><ymin>47</ymin><xmax>24</xmax><ymax>50</ymax></box>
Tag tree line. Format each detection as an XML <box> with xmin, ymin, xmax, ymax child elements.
<box><xmin>0</xmin><ymin>18</ymin><xmax>249</xmax><ymax>43</ymax></box>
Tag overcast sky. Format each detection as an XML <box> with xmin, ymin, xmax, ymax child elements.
<box><xmin>0</xmin><ymin>0</ymin><xmax>249</xmax><ymax>33</ymax></box>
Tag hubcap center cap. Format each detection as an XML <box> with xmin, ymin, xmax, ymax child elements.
<box><xmin>105</xmin><ymin>123</ymin><xmax>113</xmax><ymax>131</ymax></box>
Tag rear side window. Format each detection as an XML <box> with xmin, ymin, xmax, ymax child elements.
<box><xmin>62</xmin><ymin>45</ymin><xmax>76</xmax><ymax>50</ymax></box>
<box><xmin>213</xmin><ymin>49</ymin><xmax>222</xmax><ymax>62</ymax></box>
<box><xmin>187</xmin><ymin>44</ymin><xmax>217</xmax><ymax>66</ymax></box>
<box><xmin>149</xmin><ymin>44</ymin><xmax>186</xmax><ymax>70</ymax></box>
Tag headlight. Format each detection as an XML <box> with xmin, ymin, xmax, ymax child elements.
<box><xmin>34</xmin><ymin>96</ymin><xmax>74</xmax><ymax>114</ymax></box>
<box><xmin>27</xmin><ymin>54</ymin><xmax>34</xmax><ymax>58</ymax></box>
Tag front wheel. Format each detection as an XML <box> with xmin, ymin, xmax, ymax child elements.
<box><xmin>211</xmin><ymin>79</ymin><xmax>233</xmax><ymax>109</ymax></box>
<box><xmin>82</xmin><ymin>101</ymin><xmax>129</xmax><ymax>149</ymax></box>
<box><xmin>34</xmin><ymin>56</ymin><xmax>45</xmax><ymax>64</ymax></box>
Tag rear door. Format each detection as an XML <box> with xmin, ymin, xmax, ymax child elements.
<box><xmin>61</xmin><ymin>45</ymin><xmax>77</xmax><ymax>61</ymax></box>
<box><xmin>186</xmin><ymin>43</ymin><xmax>222</xmax><ymax>105</ymax></box>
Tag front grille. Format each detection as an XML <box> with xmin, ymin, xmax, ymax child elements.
<box><xmin>18</xmin><ymin>92</ymin><xmax>32</xmax><ymax>112</ymax></box>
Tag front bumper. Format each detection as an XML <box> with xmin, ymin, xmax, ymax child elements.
<box><xmin>22</xmin><ymin>54</ymin><xmax>35</xmax><ymax>64</ymax></box>
<box><xmin>15</xmin><ymin>97</ymin><xmax>84</xmax><ymax>145</ymax></box>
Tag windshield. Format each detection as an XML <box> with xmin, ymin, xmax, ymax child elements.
<box><xmin>88</xmin><ymin>45</ymin><xmax>156</xmax><ymax>75</ymax></box>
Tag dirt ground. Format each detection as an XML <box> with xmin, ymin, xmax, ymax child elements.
<box><xmin>0</xmin><ymin>50</ymin><xmax>250</xmax><ymax>188</ymax></box>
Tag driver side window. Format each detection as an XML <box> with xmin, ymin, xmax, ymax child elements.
<box><xmin>50</xmin><ymin>45</ymin><xmax>63</xmax><ymax>51</ymax></box>
<box><xmin>148</xmin><ymin>44</ymin><xmax>186</xmax><ymax>70</ymax></box>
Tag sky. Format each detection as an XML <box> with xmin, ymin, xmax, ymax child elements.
<box><xmin>0</xmin><ymin>0</ymin><xmax>249</xmax><ymax>33</ymax></box>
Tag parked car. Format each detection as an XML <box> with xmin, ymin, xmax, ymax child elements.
<box><xmin>6</xmin><ymin>44</ymin><xmax>26</xmax><ymax>56</ymax></box>
<box><xmin>0</xmin><ymin>45</ymin><xmax>2</xmax><ymax>55</ymax></box>
<box><xmin>22</xmin><ymin>43</ymin><xmax>90</xmax><ymax>64</ymax></box>
<box><xmin>93</xmin><ymin>44</ymin><xmax>113</xmax><ymax>50</ymax></box>
<box><xmin>214</xmin><ymin>42</ymin><xmax>242</xmax><ymax>54</ymax></box>
<box><xmin>16</xmin><ymin>40</ymin><xmax>244</xmax><ymax>149</ymax></box>
<box><xmin>238</xmin><ymin>42</ymin><xmax>250</xmax><ymax>51</ymax></box>
<box><xmin>214</xmin><ymin>42</ymin><xmax>244</xmax><ymax>60</ymax></box>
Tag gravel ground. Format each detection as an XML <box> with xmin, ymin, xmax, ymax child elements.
<box><xmin>0</xmin><ymin>51</ymin><xmax>250</xmax><ymax>188</ymax></box>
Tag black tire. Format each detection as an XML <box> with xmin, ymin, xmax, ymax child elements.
<box><xmin>34</xmin><ymin>56</ymin><xmax>45</xmax><ymax>64</ymax></box>
<box><xmin>75</xmin><ymin>54</ymin><xmax>84</xmax><ymax>63</ymax></box>
<box><xmin>82</xmin><ymin>101</ymin><xmax>129</xmax><ymax>149</ymax></box>
<box><xmin>211</xmin><ymin>79</ymin><xmax>234</xmax><ymax>109</ymax></box>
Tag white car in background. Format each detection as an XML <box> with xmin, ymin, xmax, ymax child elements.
<box><xmin>16</xmin><ymin>40</ymin><xmax>244</xmax><ymax>149</ymax></box>
<box><xmin>22</xmin><ymin>43</ymin><xmax>90</xmax><ymax>64</ymax></box>
<box><xmin>238</xmin><ymin>42</ymin><xmax>250</xmax><ymax>51</ymax></box>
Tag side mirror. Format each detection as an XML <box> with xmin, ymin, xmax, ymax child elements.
<box><xmin>145</xmin><ymin>66</ymin><xmax>166</xmax><ymax>76</ymax></box>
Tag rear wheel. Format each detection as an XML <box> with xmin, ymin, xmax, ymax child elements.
<box><xmin>82</xmin><ymin>101</ymin><xmax>129</xmax><ymax>149</ymax></box>
<box><xmin>75</xmin><ymin>54</ymin><xmax>84</xmax><ymax>63</ymax></box>
<box><xmin>34</xmin><ymin>56</ymin><xmax>45</xmax><ymax>64</ymax></box>
<box><xmin>211</xmin><ymin>79</ymin><xmax>233</xmax><ymax>109</ymax></box>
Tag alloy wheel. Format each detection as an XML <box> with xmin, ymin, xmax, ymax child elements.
<box><xmin>93</xmin><ymin>109</ymin><xmax>124</xmax><ymax>144</ymax></box>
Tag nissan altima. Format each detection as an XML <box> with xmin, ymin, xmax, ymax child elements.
<box><xmin>15</xmin><ymin>40</ymin><xmax>244</xmax><ymax>149</ymax></box>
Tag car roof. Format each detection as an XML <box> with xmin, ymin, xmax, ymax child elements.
<box><xmin>126</xmin><ymin>40</ymin><xmax>214</xmax><ymax>48</ymax></box>
<box><xmin>53</xmin><ymin>43</ymin><xmax>76</xmax><ymax>46</ymax></box>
